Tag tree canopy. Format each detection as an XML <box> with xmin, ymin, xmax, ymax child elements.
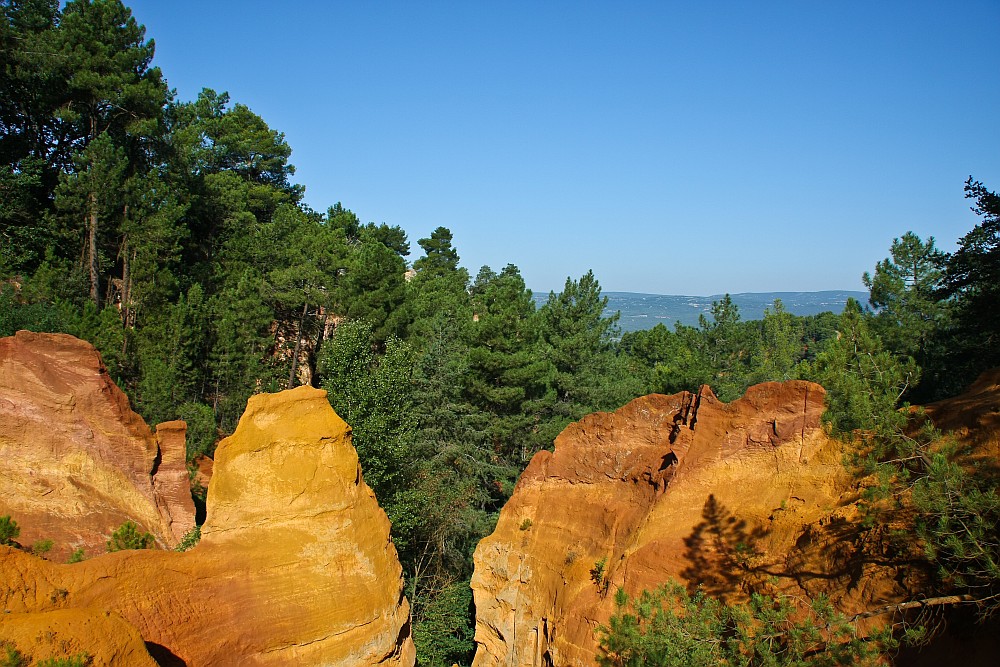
<box><xmin>2</xmin><ymin>2</ymin><xmax>998</xmax><ymax>662</ymax></box>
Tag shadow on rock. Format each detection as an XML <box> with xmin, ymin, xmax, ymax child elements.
<box><xmin>681</xmin><ymin>494</ymin><xmax>770</xmax><ymax>601</ymax></box>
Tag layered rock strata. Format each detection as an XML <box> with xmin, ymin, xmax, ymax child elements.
<box><xmin>471</xmin><ymin>381</ymin><xmax>857</xmax><ymax>666</ymax></box>
<box><xmin>0</xmin><ymin>331</ymin><xmax>195</xmax><ymax>559</ymax></box>
<box><xmin>1</xmin><ymin>384</ymin><xmax>415</xmax><ymax>666</ymax></box>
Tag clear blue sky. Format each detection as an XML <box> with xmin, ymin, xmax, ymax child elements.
<box><xmin>127</xmin><ymin>0</ymin><xmax>999</xmax><ymax>295</ymax></box>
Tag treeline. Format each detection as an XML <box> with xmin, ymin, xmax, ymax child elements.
<box><xmin>624</xmin><ymin>191</ymin><xmax>1000</xmax><ymax>411</ymax></box>
<box><xmin>3</xmin><ymin>2</ymin><xmax>999</xmax><ymax>664</ymax></box>
<box><xmin>0</xmin><ymin>2</ymin><xmax>639</xmax><ymax>660</ymax></box>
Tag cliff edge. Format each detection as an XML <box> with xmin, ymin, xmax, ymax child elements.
<box><xmin>471</xmin><ymin>381</ymin><xmax>858</xmax><ymax>666</ymax></box>
<box><xmin>0</xmin><ymin>331</ymin><xmax>195</xmax><ymax>558</ymax></box>
<box><xmin>0</xmin><ymin>344</ymin><xmax>415</xmax><ymax>666</ymax></box>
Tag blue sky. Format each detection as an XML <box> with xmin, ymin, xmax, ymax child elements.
<box><xmin>127</xmin><ymin>1</ymin><xmax>999</xmax><ymax>295</ymax></box>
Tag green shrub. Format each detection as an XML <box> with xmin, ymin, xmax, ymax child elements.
<box><xmin>597</xmin><ymin>581</ymin><xmax>889</xmax><ymax>666</ymax></box>
<box><xmin>1</xmin><ymin>642</ymin><xmax>29</xmax><ymax>667</ymax></box>
<box><xmin>0</xmin><ymin>515</ymin><xmax>20</xmax><ymax>546</ymax></box>
<box><xmin>31</xmin><ymin>538</ymin><xmax>54</xmax><ymax>557</ymax></box>
<box><xmin>412</xmin><ymin>580</ymin><xmax>475</xmax><ymax>667</ymax></box>
<box><xmin>591</xmin><ymin>557</ymin><xmax>610</xmax><ymax>596</ymax></box>
<box><xmin>67</xmin><ymin>548</ymin><xmax>85</xmax><ymax>563</ymax></box>
<box><xmin>106</xmin><ymin>521</ymin><xmax>154</xmax><ymax>552</ymax></box>
<box><xmin>175</xmin><ymin>525</ymin><xmax>201</xmax><ymax>552</ymax></box>
<box><xmin>36</xmin><ymin>654</ymin><xmax>90</xmax><ymax>667</ymax></box>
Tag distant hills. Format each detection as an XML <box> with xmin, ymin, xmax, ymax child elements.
<box><xmin>533</xmin><ymin>290</ymin><xmax>868</xmax><ymax>334</ymax></box>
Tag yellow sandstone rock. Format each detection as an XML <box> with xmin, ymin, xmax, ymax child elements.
<box><xmin>0</xmin><ymin>608</ymin><xmax>158</xmax><ymax>666</ymax></box>
<box><xmin>0</xmin><ymin>376</ymin><xmax>415</xmax><ymax>666</ymax></box>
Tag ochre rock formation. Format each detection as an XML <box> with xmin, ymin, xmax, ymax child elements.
<box><xmin>0</xmin><ymin>385</ymin><xmax>415</xmax><ymax>666</ymax></box>
<box><xmin>0</xmin><ymin>608</ymin><xmax>158</xmax><ymax>666</ymax></box>
<box><xmin>191</xmin><ymin>453</ymin><xmax>214</xmax><ymax>491</ymax></box>
<box><xmin>471</xmin><ymin>381</ymin><xmax>863</xmax><ymax>666</ymax></box>
<box><xmin>921</xmin><ymin>368</ymin><xmax>1000</xmax><ymax>461</ymax></box>
<box><xmin>0</xmin><ymin>331</ymin><xmax>195</xmax><ymax>559</ymax></box>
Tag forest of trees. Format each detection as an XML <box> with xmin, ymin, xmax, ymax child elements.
<box><xmin>2</xmin><ymin>2</ymin><xmax>998</xmax><ymax>664</ymax></box>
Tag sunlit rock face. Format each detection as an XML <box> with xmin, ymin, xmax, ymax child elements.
<box><xmin>471</xmin><ymin>381</ymin><xmax>864</xmax><ymax>666</ymax></box>
<box><xmin>0</xmin><ymin>330</ymin><xmax>195</xmax><ymax>560</ymax></box>
<box><xmin>0</xmin><ymin>378</ymin><xmax>415</xmax><ymax>666</ymax></box>
<box><xmin>0</xmin><ymin>608</ymin><xmax>159</xmax><ymax>666</ymax></box>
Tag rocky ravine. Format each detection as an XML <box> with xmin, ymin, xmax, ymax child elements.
<box><xmin>0</xmin><ymin>333</ymin><xmax>414</xmax><ymax>665</ymax></box>
<box><xmin>0</xmin><ymin>330</ymin><xmax>195</xmax><ymax>558</ymax></box>
<box><xmin>471</xmin><ymin>381</ymin><xmax>877</xmax><ymax>666</ymax></box>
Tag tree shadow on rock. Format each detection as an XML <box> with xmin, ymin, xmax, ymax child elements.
<box><xmin>680</xmin><ymin>494</ymin><xmax>771</xmax><ymax>602</ymax></box>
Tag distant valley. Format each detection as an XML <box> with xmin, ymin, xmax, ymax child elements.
<box><xmin>534</xmin><ymin>290</ymin><xmax>868</xmax><ymax>333</ymax></box>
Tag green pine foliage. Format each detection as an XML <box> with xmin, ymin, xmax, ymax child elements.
<box><xmin>0</xmin><ymin>515</ymin><xmax>20</xmax><ymax>546</ymax></box>
<box><xmin>175</xmin><ymin>525</ymin><xmax>201</xmax><ymax>552</ymax></box>
<box><xmin>598</xmin><ymin>582</ymin><xmax>887</xmax><ymax>667</ymax></box>
<box><xmin>939</xmin><ymin>179</ymin><xmax>1000</xmax><ymax>394</ymax></box>
<box><xmin>800</xmin><ymin>298</ymin><xmax>919</xmax><ymax>437</ymax></box>
<box><xmin>106</xmin><ymin>520</ymin><xmax>154</xmax><ymax>552</ymax></box>
<box><xmin>913</xmin><ymin>453</ymin><xmax>1000</xmax><ymax>609</ymax></box>
<box><xmin>3</xmin><ymin>2</ymin><xmax>999</xmax><ymax>660</ymax></box>
<box><xmin>0</xmin><ymin>643</ymin><xmax>28</xmax><ymax>667</ymax></box>
<box><xmin>36</xmin><ymin>655</ymin><xmax>90</xmax><ymax>667</ymax></box>
<box><xmin>31</xmin><ymin>538</ymin><xmax>54</xmax><ymax>557</ymax></box>
<box><xmin>749</xmin><ymin>299</ymin><xmax>803</xmax><ymax>384</ymax></box>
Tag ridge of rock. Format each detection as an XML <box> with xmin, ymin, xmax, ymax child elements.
<box><xmin>0</xmin><ymin>331</ymin><xmax>194</xmax><ymax>558</ymax></box>
<box><xmin>471</xmin><ymin>380</ymin><xmax>854</xmax><ymax>666</ymax></box>
<box><xmin>0</xmin><ymin>379</ymin><xmax>415</xmax><ymax>665</ymax></box>
<box><xmin>921</xmin><ymin>367</ymin><xmax>1000</xmax><ymax>460</ymax></box>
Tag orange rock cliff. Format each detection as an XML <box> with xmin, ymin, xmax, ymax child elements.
<box><xmin>471</xmin><ymin>381</ymin><xmax>890</xmax><ymax>666</ymax></box>
<box><xmin>470</xmin><ymin>372</ymin><xmax>1000</xmax><ymax>666</ymax></box>
<box><xmin>0</xmin><ymin>330</ymin><xmax>195</xmax><ymax>559</ymax></box>
<box><xmin>0</xmin><ymin>332</ymin><xmax>415</xmax><ymax>666</ymax></box>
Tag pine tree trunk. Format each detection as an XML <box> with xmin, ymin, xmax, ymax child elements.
<box><xmin>288</xmin><ymin>300</ymin><xmax>309</xmax><ymax>389</ymax></box>
<box><xmin>121</xmin><ymin>228</ymin><xmax>130</xmax><ymax>359</ymax></box>
<box><xmin>311</xmin><ymin>310</ymin><xmax>329</xmax><ymax>388</ymax></box>
<box><xmin>88</xmin><ymin>191</ymin><xmax>99</xmax><ymax>308</ymax></box>
<box><xmin>121</xmin><ymin>228</ymin><xmax>130</xmax><ymax>320</ymax></box>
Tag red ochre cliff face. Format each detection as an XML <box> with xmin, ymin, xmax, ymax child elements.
<box><xmin>0</xmin><ymin>330</ymin><xmax>195</xmax><ymax>559</ymax></box>
<box><xmin>471</xmin><ymin>381</ymin><xmax>865</xmax><ymax>666</ymax></box>
<box><xmin>0</xmin><ymin>332</ymin><xmax>415</xmax><ymax>666</ymax></box>
<box><xmin>471</xmin><ymin>372</ymin><xmax>1000</xmax><ymax>666</ymax></box>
